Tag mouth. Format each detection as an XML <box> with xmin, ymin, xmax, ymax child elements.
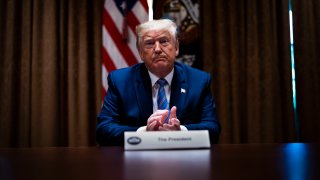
<box><xmin>153</xmin><ymin>56</ymin><xmax>167</xmax><ymax>62</ymax></box>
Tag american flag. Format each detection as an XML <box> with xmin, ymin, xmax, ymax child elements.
<box><xmin>102</xmin><ymin>0</ymin><xmax>149</xmax><ymax>98</ymax></box>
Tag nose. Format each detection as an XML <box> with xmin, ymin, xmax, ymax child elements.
<box><xmin>154</xmin><ymin>41</ymin><xmax>161</xmax><ymax>53</ymax></box>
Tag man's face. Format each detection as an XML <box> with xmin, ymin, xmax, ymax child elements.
<box><xmin>138</xmin><ymin>30</ymin><xmax>179</xmax><ymax>77</ymax></box>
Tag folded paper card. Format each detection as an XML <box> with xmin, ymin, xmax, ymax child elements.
<box><xmin>124</xmin><ymin>130</ymin><xmax>210</xmax><ymax>150</ymax></box>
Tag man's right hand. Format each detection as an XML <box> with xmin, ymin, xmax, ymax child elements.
<box><xmin>146</xmin><ymin>110</ymin><xmax>169</xmax><ymax>131</ymax></box>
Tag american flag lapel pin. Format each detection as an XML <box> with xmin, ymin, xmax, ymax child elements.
<box><xmin>181</xmin><ymin>88</ymin><xmax>186</xmax><ymax>93</ymax></box>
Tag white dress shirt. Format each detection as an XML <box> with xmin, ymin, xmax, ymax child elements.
<box><xmin>148</xmin><ymin>69</ymin><xmax>174</xmax><ymax>112</ymax></box>
<box><xmin>136</xmin><ymin>68</ymin><xmax>187</xmax><ymax>132</ymax></box>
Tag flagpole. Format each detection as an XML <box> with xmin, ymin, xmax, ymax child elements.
<box><xmin>147</xmin><ymin>0</ymin><xmax>153</xmax><ymax>21</ymax></box>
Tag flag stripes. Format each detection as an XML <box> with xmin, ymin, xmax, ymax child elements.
<box><xmin>102</xmin><ymin>0</ymin><xmax>148</xmax><ymax>99</ymax></box>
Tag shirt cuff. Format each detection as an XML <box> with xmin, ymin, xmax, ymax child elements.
<box><xmin>136</xmin><ymin>125</ymin><xmax>188</xmax><ymax>132</ymax></box>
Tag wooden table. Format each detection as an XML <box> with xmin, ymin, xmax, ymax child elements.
<box><xmin>0</xmin><ymin>143</ymin><xmax>319</xmax><ymax>180</ymax></box>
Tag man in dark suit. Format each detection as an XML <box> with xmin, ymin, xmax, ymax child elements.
<box><xmin>96</xmin><ymin>19</ymin><xmax>221</xmax><ymax>146</ymax></box>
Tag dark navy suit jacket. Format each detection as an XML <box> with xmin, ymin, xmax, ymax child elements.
<box><xmin>96</xmin><ymin>62</ymin><xmax>221</xmax><ymax>146</ymax></box>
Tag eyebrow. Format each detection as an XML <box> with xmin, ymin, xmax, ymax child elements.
<box><xmin>143</xmin><ymin>35</ymin><xmax>171</xmax><ymax>41</ymax></box>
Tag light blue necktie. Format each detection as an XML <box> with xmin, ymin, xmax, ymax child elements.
<box><xmin>157</xmin><ymin>78</ymin><xmax>169</xmax><ymax>110</ymax></box>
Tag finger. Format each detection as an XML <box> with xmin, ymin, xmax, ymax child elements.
<box><xmin>170</xmin><ymin>106</ymin><xmax>177</xmax><ymax>119</ymax></box>
<box><xmin>158</xmin><ymin>125</ymin><xmax>170</xmax><ymax>131</ymax></box>
<box><xmin>160</xmin><ymin>124</ymin><xmax>178</xmax><ymax>131</ymax></box>
<box><xmin>159</xmin><ymin>119</ymin><xmax>180</xmax><ymax>131</ymax></box>
<box><xmin>169</xmin><ymin>118</ymin><xmax>181</xmax><ymax>129</ymax></box>
<box><xmin>147</xmin><ymin>116</ymin><xmax>156</xmax><ymax>125</ymax></box>
<box><xmin>172</xmin><ymin>118</ymin><xmax>181</xmax><ymax>129</ymax></box>
<box><xmin>147</xmin><ymin>120</ymin><xmax>160</xmax><ymax>131</ymax></box>
<box><xmin>153</xmin><ymin>110</ymin><xmax>169</xmax><ymax>116</ymax></box>
<box><xmin>148</xmin><ymin>110</ymin><xmax>168</xmax><ymax>124</ymax></box>
<box><xmin>160</xmin><ymin>110</ymin><xmax>169</xmax><ymax>124</ymax></box>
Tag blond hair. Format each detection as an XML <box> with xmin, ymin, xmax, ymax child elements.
<box><xmin>136</xmin><ymin>19</ymin><xmax>178</xmax><ymax>49</ymax></box>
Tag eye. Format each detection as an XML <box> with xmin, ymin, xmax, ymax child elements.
<box><xmin>144</xmin><ymin>40</ymin><xmax>155</xmax><ymax>48</ymax></box>
<box><xmin>159</xmin><ymin>38</ymin><xmax>169</xmax><ymax>45</ymax></box>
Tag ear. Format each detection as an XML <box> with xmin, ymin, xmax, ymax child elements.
<box><xmin>175</xmin><ymin>40</ymin><xmax>179</xmax><ymax>56</ymax></box>
<box><xmin>139</xmin><ymin>51</ymin><xmax>145</xmax><ymax>62</ymax></box>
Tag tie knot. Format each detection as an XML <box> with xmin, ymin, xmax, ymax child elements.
<box><xmin>157</xmin><ymin>78</ymin><xmax>167</xmax><ymax>87</ymax></box>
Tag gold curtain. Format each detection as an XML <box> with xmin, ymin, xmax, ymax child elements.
<box><xmin>0</xmin><ymin>0</ymin><xmax>102</xmax><ymax>147</ymax></box>
<box><xmin>201</xmin><ymin>0</ymin><xmax>296</xmax><ymax>143</ymax></box>
<box><xmin>292</xmin><ymin>0</ymin><xmax>320</xmax><ymax>142</ymax></box>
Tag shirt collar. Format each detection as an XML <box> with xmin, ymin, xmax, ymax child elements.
<box><xmin>148</xmin><ymin>68</ymin><xmax>174</xmax><ymax>87</ymax></box>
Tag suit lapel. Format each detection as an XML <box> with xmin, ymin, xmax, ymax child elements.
<box><xmin>170</xmin><ymin>63</ymin><xmax>188</xmax><ymax>118</ymax></box>
<box><xmin>134</xmin><ymin>64</ymin><xmax>153</xmax><ymax>122</ymax></box>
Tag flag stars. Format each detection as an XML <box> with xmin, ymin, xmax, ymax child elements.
<box><xmin>120</xmin><ymin>1</ymin><xmax>126</xmax><ymax>11</ymax></box>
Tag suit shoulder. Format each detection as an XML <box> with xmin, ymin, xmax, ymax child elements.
<box><xmin>108</xmin><ymin>63</ymin><xmax>143</xmax><ymax>80</ymax></box>
<box><xmin>175</xmin><ymin>62</ymin><xmax>210</xmax><ymax>78</ymax></box>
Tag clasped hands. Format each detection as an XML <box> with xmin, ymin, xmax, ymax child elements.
<box><xmin>146</xmin><ymin>106</ymin><xmax>181</xmax><ymax>131</ymax></box>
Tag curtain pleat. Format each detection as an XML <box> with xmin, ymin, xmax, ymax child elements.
<box><xmin>292</xmin><ymin>0</ymin><xmax>320</xmax><ymax>142</ymax></box>
<box><xmin>202</xmin><ymin>0</ymin><xmax>295</xmax><ymax>143</ymax></box>
<box><xmin>0</xmin><ymin>0</ymin><xmax>102</xmax><ymax>147</ymax></box>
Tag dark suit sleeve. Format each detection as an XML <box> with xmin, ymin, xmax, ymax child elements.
<box><xmin>96</xmin><ymin>73</ymin><xmax>138</xmax><ymax>146</ymax></box>
<box><xmin>183</xmin><ymin>73</ymin><xmax>221</xmax><ymax>144</ymax></box>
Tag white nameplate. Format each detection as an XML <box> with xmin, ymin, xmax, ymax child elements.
<box><xmin>124</xmin><ymin>130</ymin><xmax>210</xmax><ymax>150</ymax></box>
